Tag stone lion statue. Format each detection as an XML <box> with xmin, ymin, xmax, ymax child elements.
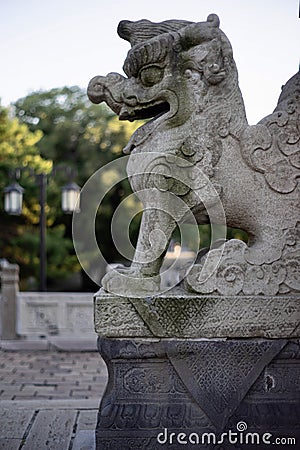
<box><xmin>88</xmin><ymin>14</ymin><xmax>299</xmax><ymax>297</ymax></box>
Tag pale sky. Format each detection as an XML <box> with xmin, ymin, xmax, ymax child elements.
<box><xmin>0</xmin><ymin>0</ymin><xmax>299</xmax><ymax>124</ymax></box>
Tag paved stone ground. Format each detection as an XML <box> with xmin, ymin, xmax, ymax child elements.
<box><xmin>0</xmin><ymin>349</ymin><xmax>108</xmax><ymax>449</ymax></box>
<box><xmin>0</xmin><ymin>350</ymin><xmax>107</xmax><ymax>401</ymax></box>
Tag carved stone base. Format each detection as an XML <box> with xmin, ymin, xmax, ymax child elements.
<box><xmin>94</xmin><ymin>291</ymin><xmax>300</xmax><ymax>338</ymax></box>
<box><xmin>96</xmin><ymin>336</ymin><xmax>300</xmax><ymax>450</ymax></box>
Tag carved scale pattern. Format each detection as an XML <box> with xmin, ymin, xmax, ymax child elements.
<box><xmin>166</xmin><ymin>339</ymin><xmax>286</xmax><ymax>428</ymax></box>
<box><xmin>128</xmin><ymin>294</ymin><xmax>300</xmax><ymax>338</ymax></box>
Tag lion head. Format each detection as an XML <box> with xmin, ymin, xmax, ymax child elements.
<box><xmin>88</xmin><ymin>14</ymin><xmax>247</xmax><ymax>153</ymax></box>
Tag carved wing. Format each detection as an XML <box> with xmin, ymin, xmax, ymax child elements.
<box><xmin>241</xmin><ymin>71</ymin><xmax>300</xmax><ymax>194</ymax></box>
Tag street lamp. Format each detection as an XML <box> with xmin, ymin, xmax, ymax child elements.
<box><xmin>61</xmin><ymin>181</ymin><xmax>81</xmax><ymax>214</ymax></box>
<box><xmin>4</xmin><ymin>181</ymin><xmax>25</xmax><ymax>215</ymax></box>
<box><xmin>3</xmin><ymin>168</ymin><xmax>81</xmax><ymax>291</ymax></box>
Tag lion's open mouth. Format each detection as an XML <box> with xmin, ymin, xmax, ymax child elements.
<box><xmin>119</xmin><ymin>101</ymin><xmax>170</xmax><ymax>121</ymax></box>
<box><xmin>121</xmin><ymin>96</ymin><xmax>177</xmax><ymax>154</ymax></box>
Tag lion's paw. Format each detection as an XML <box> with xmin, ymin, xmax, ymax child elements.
<box><xmin>102</xmin><ymin>265</ymin><xmax>161</xmax><ymax>297</ymax></box>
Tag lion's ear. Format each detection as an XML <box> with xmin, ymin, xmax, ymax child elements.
<box><xmin>206</xmin><ymin>14</ymin><xmax>220</xmax><ymax>28</ymax></box>
<box><xmin>178</xmin><ymin>17</ymin><xmax>220</xmax><ymax>51</ymax></box>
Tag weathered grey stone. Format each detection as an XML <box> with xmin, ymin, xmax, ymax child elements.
<box><xmin>88</xmin><ymin>13</ymin><xmax>300</xmax><ymax>450</ymax></box>
<box><xmin>94</xmin><ymin>291</ymin><xmax>300</xmax><ymax>338</ymax></box>
<box><xmin>96</xmin><ymin>337</ymin><xmax>300</xmax><ymax>449</ymax></box>
<box><xmin>0</xmin><ymin>262</ymin><xmax>19</xmax><ymax>339</ymax></box>
<box><xmin>72</xmin><ymin>430</ymin><xmax>95</xmax><ymax>450</ymax></box>
<box><xmin>88</xmin><ymin>14</ymin><xmax>300</xmax><ymax>297</ymax></box>
<box><xmin>0</xmin><ymin>409</ymin><xmax>33</xmax><ymax>438</ymax></box>
<box><xmin>21</xmin><ymin>410</ymin><xmax>77</xmax><ymax>450</ymax></box>
<box><xmin>17</xmin><ymin>292</ymin><xmax>94</xmax><ymax>338</ymax></box>
<box><xmin>94</xmin><ymin>292</ymin><xmax>152</xmax><ymax>337</ymax></box>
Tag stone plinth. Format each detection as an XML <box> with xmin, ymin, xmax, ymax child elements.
<box><xmin>94</xmin><ymin>291</ymin><xmax>300</xmax><ymax>339</ymax></box>
<box><xmin>94</xmin><ymin>292</ymin><xmax>300</xmax><ymax>449</ymax></box>
<box><xmin>87</xmin><ymin>10</ymin><xmax>299</xmax><ymax>449</ymax></box>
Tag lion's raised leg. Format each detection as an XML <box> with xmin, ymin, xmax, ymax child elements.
<box><xmin>101</xmin><ymin>207</ymin><xmax>177</xmax><ymax>296</ymax></box>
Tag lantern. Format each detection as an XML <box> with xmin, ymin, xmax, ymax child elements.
<box><xmin>4</xmin><ymin>182</ymin><xmax>25</xmax><ymax>215</ymax></box>
<box><xmin>61</xmin><ymin>182</ymin><xmax>81</xmax><ymax>213</ymax></box>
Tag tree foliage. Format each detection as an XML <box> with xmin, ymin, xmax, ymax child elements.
<box><xmin>14</xmin><ymin>86</ymin><xmax>140</xmax><ymax>182</ymax></box>
<box><xmin>0</xmin><ymin>104</ymin><xmax>82</xmax><ymax>289</ymax></box>
<box><xmin>1</xmin><ymin>87</ymin><xmax>143</xmax><ymax>289</ymax></box>
<box><xmin>0</xmin><ymin>105</ymin><xmax>51</xmax><ymax>175</ymax></box>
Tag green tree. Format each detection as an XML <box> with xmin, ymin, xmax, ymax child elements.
<box><xmin>14</xmin><ymin>87</ymin><xmax>143</xmax><ymax>289</ymax></box>
<box><xmin>0</xmin><ymin>105</ymin><xmax>50</xmax><ymax>177</ymax></box>
<box><xmin>14</xmin><ymin>86</ymin><xmax>140</xmax><ymax>182</ymax></box>
<box><xmin>0</xmin><ymin>105</ymin><xmax>80</xmax><ymax>289</ymax></box>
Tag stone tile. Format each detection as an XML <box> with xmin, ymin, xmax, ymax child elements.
<box><xmin>72</xmin><ymin>430</ymin><xmax>95</xmax><ymax>450</ymax></box>
<box><xmin>0</xmin><ymin>350</ymin><xmax>107</xmax><ymax>401</ymax></box>
<box><xmin>0</xmin><ymin>409</ymin><xmax>34</xmax><ymax>438</ymax></box>
<box><xmin>0</xmin><ymin>341</ymin><xmax>49</xmax><ymax>351</ymax></box>
<box><xmin>21</xmin><ymin>409</ymin><xmax>77</xmax><ymax>450</ymax></box>
<box><xmin>77</xmin><ymin>410</ymin><xmax>98</xmax><ymax>430</ymax></box>
<box><xmin>0</xmin><ymin>438</ymin><xmax>23</xmax><ymax>450</ymax></box>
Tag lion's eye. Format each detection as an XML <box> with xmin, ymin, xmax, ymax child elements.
<box><xmin>139</xmin><ymin>66</ymin><xmax>164</xmax><ymax>87</ymax></box>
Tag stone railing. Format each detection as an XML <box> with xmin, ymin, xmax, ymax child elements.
<box><xmin>0</xmin><ymin>260</ymin><xmax>19</xmax><ymax>339</ymax></box>
<box><xmin>0</xmin><ymin>261</ymin><xmax>94</xmax><ymax>340</ymax></box>
<box><xmin>17</xmin><ymin>292</ymin><xmax>94</xmax><ymax>339</ymax></box>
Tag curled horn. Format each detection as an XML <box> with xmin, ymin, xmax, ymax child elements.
<box><xmin>177</xmin><ymin>14</ymin><xmax>220</xmax><ymax>51</ymax></box>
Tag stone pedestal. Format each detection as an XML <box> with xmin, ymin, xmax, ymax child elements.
<box><xmin>94</xmin><ymin>292</ymin><xmax>300</xmax><ymax>449</ymax></box>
